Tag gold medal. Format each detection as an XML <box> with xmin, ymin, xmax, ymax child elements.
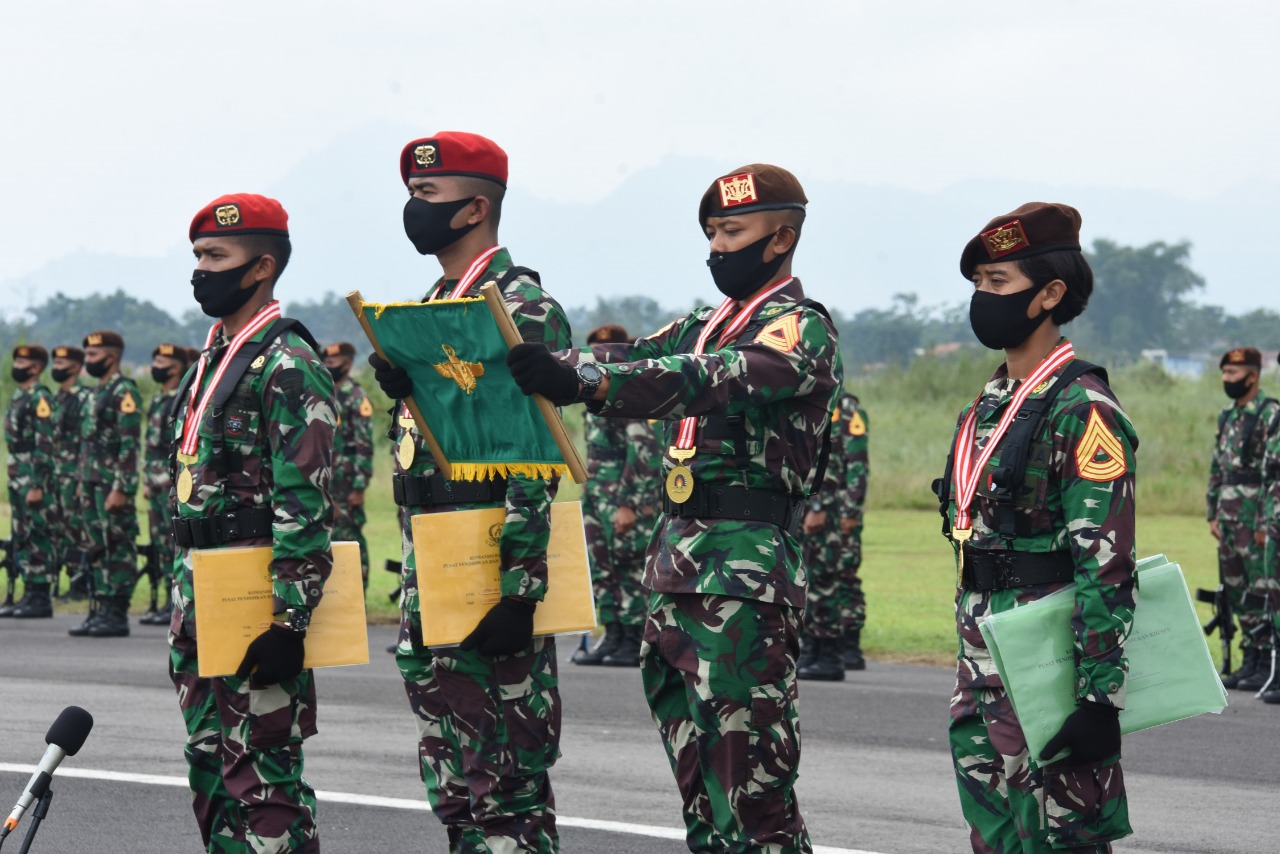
<box><xmin>952</xmin><ymin>527</ymin><xmax>972</xmax><ymax>588</ymax></box>
<box><xmin>176</xmin><ymin>466</ymin><xmax>194</xmax><ymax>504</ymax></box>
<box><xmin>665</xmin><ymin>447</ymin><xmax>696</xmax><ymax>504</ymax></box>
<box><xmin>397</xmin><ymin>433</ymin><xmax>416</xmax><ymax>469</ymax></box>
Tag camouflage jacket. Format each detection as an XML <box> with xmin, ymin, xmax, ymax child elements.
<box><xmin>52</xmin><ymin>386</ymin><xmax>92</xmax><ymax>477</ymax></box>
<box><xmin>144</xmin><ymin>389</ymin><xmax>177</xmax><ymax>495</ymax></box>
<box><xmin>78</xmin><ymin>373</ymin><xmax>142</xmax><ymax>495</ymax></box>
<box><xmin>1207</xmin><ymin>392</ymin><xmax>1280</xmax><ymax>526</ymax></box>
<box><xmin>569</xmin><ymin>278</ymin><xmax>843</xmax><ymax>607</ymax></box>
<box><xmin>943</xmin><ymin>346</ymin><xmax>1138</xmax><ymax>708</ymax></box>
<box><xmin>391</xmin><ymin>246</ymin><xmax>572</xmax><ymax>602</ymax></box>
<box><xmin>332</xmin><ymin>375</ymin><xmax>374</xmax><ymax>495</ymax></box>
<box><xmin>5</xmin><ymin>384</ymin><xmax>56</xmax><ymax>492</ymax></box>
<box><xmin>582</xmin><ymin>412</ymin><xmax>662</xmax><ymax>511</ymax></box>
<box><xmin>172</xmin><ymin>315</ymin><xmax>337</xmax><ymax>613</ymax></box>
<box><xmin>812</xmin><ymin>391</ymin><xmax>868</xmax><ymax>523</ymax></box>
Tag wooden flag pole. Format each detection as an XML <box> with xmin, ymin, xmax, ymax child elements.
<box><xmin>480</xmin><ymin>283</ymin><xmax>588</xmax><ymax>484</ymax></box>
<box><xmin>345</xmin><ymin>290</ymin><xmax>453</xmax><ymax>479</ymax></box>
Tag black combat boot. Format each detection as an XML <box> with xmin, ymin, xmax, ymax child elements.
<box><xmin>1261</xmin><ymin>683</ymin><xmax>1280</xmax><ymax>704</ymax></box>
<box><xmin>1223</xmin><ymin>647</ymin><xmax>1260</xmax><ymax>689</ymax></box>
<box><xmin>574</xmin><ymin>623</ymin><xmax>621</xmax><ymax>666</ymax></box>
<box><xmin>1236</xmin><ymin>649</ymin><xmax>1277</xmax><ymax>692</ymax></box>
<box><xmin>11</xmin><ymin>583</ymin><xmax>53</xmax><ymax>619</ymax></box>
<box><xmin>798</xmin><ymin>637</ymin><xmax>845</xmax><ymax>681</ymax></box>
<box><xmin>86</xmin><ymin>596</ymin><xmax>130</xmax><ymax>638</ymax></box>
<box><xmin>797</xmin><ymin>638</ymin><xmax>818</xmax><ymax>672</ymax></box>
<box><xmin>68</xmin><ymin>599</ymin><xmax>102</xmax><ymax>636</ymax></box>
<box><xmin>841</xmin><ymin>629</ymin><xmax>866</xmax><ymax>671</ymax></box>
<box><xmin>602</xmin><ymin>624</ymin><xmax>643</xmax><ymax>667</ymax></box>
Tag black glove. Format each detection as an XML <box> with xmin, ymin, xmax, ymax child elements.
<box><xmin>1040</xmin><ymin>702</ymin><xmax>1121</xmax><ymax>766</ymax></box>
<box><xmin>458</xmin><ymin>597</ymin><xmax>536</xmax><ymax>656</ymax></box>
<box><xmin>368</xmin><ymin>352</ymin><xmax>413</xmax><ymax>399</ymax></box>
<box><xmin>235</xmin><ymin>624</ymin><xmax>306</xmax><ymax>686</ymax></box>
<box><xmin>506</xmin><ymin>343</ymin><xmax>579</xmax><ymax>406</ymax></box>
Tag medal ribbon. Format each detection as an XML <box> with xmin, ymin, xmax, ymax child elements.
<box><xmin>424</xmin><ymin>245</ymin><xmax>502</xmax><ymax>302</ymax></box>
<box><xmin>178</xmin><ymin>301</ymin><xmax>283</xmax><ymax>457</ymax></box>
<box><xmin>672</xmin><ymin>277</ymin><xmax>795</xmax><ymax>452</ymax></box>
<box><xmin>951</xmin><ymin>340</ymin><xmax>1075</xmax><ymax>533</ymax></box>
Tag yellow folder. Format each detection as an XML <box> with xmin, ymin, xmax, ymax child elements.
<box><xmin>411</xmin><ymin>502</ymin><xmax>597</xmax><ymax>647</ymax></box>
<box><xmin>192</xmin><ymin>541</ymin><xmax>370</xmax><ymax>677</ymax></box>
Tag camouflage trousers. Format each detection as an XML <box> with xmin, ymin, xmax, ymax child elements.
<box><xmin>1219</xmin><ymin>517</ymin><xmax>1273</xmax><ymax>648</ymax></box>
<box><xmin>642</xmin><ymin>592</ymin><xmax>811</xmax><ymax>853</ymax></box>
<box><xmin>581</xmin><ymin>491</ymin><xmax>649</xmax><ymax>628</ymax></box>
<box><xmin>7</xmin><ymin>483</ymin><xmax>54</xmax><ymax>585</ymax></box>
<box><xmin>50</xmin><ymin>467</ymin><xmax>83</xmax><ymax>574</ymax></box>
<box><xmin>79</xmin><ymin>481</ymin><xmax>138</xmax><ymax>598</ymax></box>
<box><xmin>800</xmin><ymin>523</ymin><xmax>864</xmax><ymax>639</ymax></box>
<box><xmin>331</xmin><ymin>498</ymin><xmax>368</xmax><ymax>586</ymax></box>
<box><xmin>147</xmin><ymin>492</ymin><xmax>179</xmax><ymax>586</ymax></box>
<box><xmin>950</xmin><ymin>681</ymin><xmax>1131</xmax><ymax>852</ymax></box>
<box><xmin>168</xmin><ymin>624</ymin><xmax>319</xmax><ymax>853</ymax></box>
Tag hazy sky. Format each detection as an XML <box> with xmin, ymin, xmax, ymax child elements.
<box><xmin>2</xmin><ymin>1</ymin><xmax>1277</xmax><ymax>300</ymax></box>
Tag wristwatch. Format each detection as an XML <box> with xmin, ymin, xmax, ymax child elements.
<box><xmin>575</xmin><ymin>362</ymin><xmax>605</xmax><ymax>402</ymax></box>
<box><xmin>275</xmin><ymin>607</ymin><xmax>312</xmax><ymax>633</ymax></box>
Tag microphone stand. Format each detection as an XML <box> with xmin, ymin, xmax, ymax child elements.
<box><xmin>14</xmin><ymin>787</ymin><xmax>53</xmax><ymax>854</ymax></box>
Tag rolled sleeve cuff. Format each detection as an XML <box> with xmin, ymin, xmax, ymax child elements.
<box><xmin>500</xmin><ymin>568</ymin><xmax>547</xmax><ymax>602</ymax></box>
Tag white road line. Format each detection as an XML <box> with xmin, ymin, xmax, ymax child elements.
<box><xmin>0</xmin><ymin>763</ymin><xmax>884</xmax><ymax>854</ymax></box>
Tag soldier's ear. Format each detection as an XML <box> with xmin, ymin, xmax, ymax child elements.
<box><xmin>1037</xmin><ymin>279</ymin><xmax>1066</xmax><ymax>314</ymax></box>
<box><xmin>249</xmin><ymin>255</ymin><xmax>277</xmax><ymax>288</ymax></box>
<box><xmin>466</xmin><ymin>196</ymin><xmax>492</xmax><ymax>227</ymax></box>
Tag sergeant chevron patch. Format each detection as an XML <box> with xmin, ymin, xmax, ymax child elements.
<box><xmin>756</xmin><ymin>314</ymin><xmax>801</xmax><ymax>353</ymax></box>
<box><xmin>1075</xmin><ymin>405</ymin><xmax>1126</xmax><ymax>482</ymax></box>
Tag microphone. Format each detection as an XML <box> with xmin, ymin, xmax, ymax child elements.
<box><xmin>1</xmin><ymin>706</ymin><xmax>93</xmax><ymax>840</ymax></box>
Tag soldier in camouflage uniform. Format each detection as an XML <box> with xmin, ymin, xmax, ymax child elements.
<box><xmin>321</xmin><ymin>341</ymin><xmax>374</xmax><ymax>586</ymax></box>
<box><xmin>169</xmin><ymin>194</ymin><xmax>335</xmax><ymax>853</ymax></box>
<box><xmin>797</xmin><ymin>390</ymin><xmax>869</xmax><ymax>680</ymax></box>
<box><xmin>1</xmin><ymin>345</ymin><xmax>56</xmax><ymax>619</ymax></box>
<box><xmin>48</xmin><ymin>346</ymin><xmax>93</xmax><ymax>600</ymax></box>
<box><xmin>510</xmin><ymin>164</ymin><xmax>840</xmax><ymax>854</ymax></box>
<box><xmin>575</xmin><ymin>323</ymin><xmax>663</xmax><ymax>668</ymax></box>
<box><xmin>1260</xmin><ymin>351</ymin><xmax>1280</xmax><ymax>705</ymax></box>
<box><xmin>68</xmin><ymin>330</ymin><xmax>142</xmax><ymax>638</ymax></box>
<box><xmin>368</xmin><ymin>133</ymin><xmax>570</xmax><ymax>853</ymax></box>
<box><xmin>1208</xmin><ymin>346</ymin><xmax>1280</xmax><ymax>693</ymax></box>
<box><xmin>941</xmin><ymin>203</ymin><xmax>1137</xmax><ymax>852</ymax></box>
<box><xmin>139</xmin><ymin>343</ymin><xmax>192</xmax><ymax>626</ymax></box>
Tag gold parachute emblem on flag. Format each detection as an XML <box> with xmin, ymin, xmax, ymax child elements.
<box><xmin>432</xmin><ymin>344</ymin><xmax>485</xmax><ymax>394</ymax></box>
<box><xmin>1075</xmin><ymin>406</ymin><xmax>1126</xmax><ymax>482</ymax></box>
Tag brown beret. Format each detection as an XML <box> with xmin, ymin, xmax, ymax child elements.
<box><xmin>52</xmin><ymin>346</ymin><xmax>85</xmax><ymax>363</ymax></box>
<box><xmin>586</xmin><ymin>324</ymin><xmax>630</xmax><ymax>345</ymax></box>
<box><xmin>960</xmin><ymin>202</ymin><xmax>1083</xmax><ymax>280</ymax></box>
<box><xmin>698</xmin><ymin>164</ymin><xmax>807</xmax><ymax>231</ymax></box>
<box><xmin>1221</xmin><ymin>347</ymin><xmax>1262</xmax><ymax>369</ymax></box>
<box><xmin>323</xmin><ymin>342</ymin><xmax>356</xmax><ymax>358</ymax></box>
<box><xmin>153</xmin><ymin>343</ymin><xmax>193</xmax><ymax>367</ymax></box>
<box><xmin>12</xmin><ymin>345</ymin><xmax>48</xmax><ymax>364</ymax></box>
<box><xmin>83</xmin><ymin>330</ymin><xmax>125</xmax><ymax>349</ymax></box>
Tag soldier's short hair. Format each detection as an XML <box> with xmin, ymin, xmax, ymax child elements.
<box><xmin>1017</xmin><ymin>250</ymin><xmax>1093</xmax><ymax>326</ymax></box>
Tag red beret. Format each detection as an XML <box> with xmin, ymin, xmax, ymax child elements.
<box><xmin>400</xmin><ymin>132</ymin><xmax>508</xmax><ymax>188</ymax></box>
<box><xmin>84</xmin><ymin>330</ymin><xmax>124</xmax><ymax>349</ymax></box>
<box><xmin>960</xmin><ymin>202</ymin><xmax>1083</xmax><ymax>280</ymax></box>
<box><xmin>1221</xmin><ymin>347</ymin><xmax>1262</xmax><ymax>369</ymax></box>
<box><xmin>586</xmin><ymin>324</ymin><xmax>630</xmax><ymax>345</ymax></box>
<box><xmin>52</xmin><ymin>346</ymin><xmax>85</xmax><ymax>363</ymax></box>
<box><xmin>13</xmin><ymin>345</ymin><xmax>48</xmax><ymax>364</ymax></box>
<box><xmin>698</xmin><ymin>164</ymin><xmax>807</xmax><ymax>231</ymax></box>
<box><xmin>190</xmin><ymin>193</ymin><xmax>289</xmax><ymax>242</ymax></box>
<box><xmin>323</xmin><ymin>342</ymin><xmax>356</xmax><ymax>358</ymax></box>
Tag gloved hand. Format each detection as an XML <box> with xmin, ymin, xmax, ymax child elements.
<box><xmin>1040</xmin><ymin>701</ymin><xmax>1121</xmax><ymax>766</ymax></box>
<box><xmin>368</xmin><ymin>352</ymin><xmax>413</xmax><ymax>399</ymax></box>
<box><xmin>236</xmin><ymin>623</ymin><xmax>306</xmax><ymax>686</ymax></box>
<box><xmin>458</xmin><ymin>597</ymin><xmax>536</xmax><ymax>656</ymax></box>
<box><xmin>506</xmin><ymin>343</ymin><xmax>579</xmax><ymax>405</ymax></box>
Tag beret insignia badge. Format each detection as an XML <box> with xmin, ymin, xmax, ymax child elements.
<box><xmin>159</xmin><ymin>344</ymin><xmax>175</xmax><ymax>356</ymax></box>
<box><xmin>215</xmin><ymin>204</ymin><xmax>241</xmax><ymax>227</ymax></box>
<box><xmin>415</xmin><ymin>144</ymin><xmax>438</xmax><ymax>168</ymax></box>
<box><xmin>981</xmin><ymin>220</ymin><xmax>1030</xmax><ymax>259</ymax></box>
<box><xmin>16</xmin><ymin>347</ymin><xmax>29</xmax><ymax>357</ymax></box>
<box><xmin>1228</xmin><ymin>349</ymin><xmax>1246</xmax><ymax>364</ymax></box>
<box><xmin>86</xmin><ymin>334</ymin><xmax>103</xmax><ymax>347</ymax></box>
<box><xmin>718</xmin><ymin>173</ymin><xmax>759</xmax><ymax>209</ymax></box>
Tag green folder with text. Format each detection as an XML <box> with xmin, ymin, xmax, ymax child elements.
<box><xmin>979</xmin><ymin>555</ymin><xmax>1228</xmax><ymax>762</ymax></box>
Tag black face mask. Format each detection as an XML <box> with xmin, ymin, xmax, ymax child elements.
<box><xmin>10</xmin><ymin>366</ymin><xmax>33</xmax><ymax>383</ymax></box>
<box><xmin>85</xmin><ymin>356</ymin><xmax>113</xmax><ymax>379</ymax></box>
<box><xmin>1224</xmin><ymin>377</ymin><xmax>1255</xmax><ymax>400</ymax></box>
<box><xmin>327</xmin><ymin>364</ymin><xmax>348</xmax><ymax>381</ymax></box>
<box><xmin>968</xmin><ymin>286</ymin><xmax>1052</xmax><ymax>351</ymax></box>
<box><xmin>191</xmin><ymin>256</ymin><xmax>264</xmax><ymax>319</ymax></box>
<box><xmin>403</xmin><ymin>196</ymin><xmax>478</xmax><ymax>255</ymax></box>
<box><xmin>151</xmin><ymin>365</ymin><xmax>174</xmax><ymax>384</ymax></box>
<box><xmin>51</xmin><ymin>366</ymin><xmax>75</xmax><ymax>384</ymax></box>
<box><xmin>706</xmin><ymin>229</ymin><xmax>789</xmax><ymax>301</ymax></box>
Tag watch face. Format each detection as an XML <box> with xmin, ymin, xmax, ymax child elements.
<box><xmin>579</xmin><ymin>364</ymin><xmax>604</xmax><ymax>383</ymax></box>
<box><xmin>289</xmin><ymin>610</ymin><xmax>311</xmax><ymax>631</ymax></box>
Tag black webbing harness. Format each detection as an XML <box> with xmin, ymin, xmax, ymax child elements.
<box><xmin>1218</xmin><ymin>404</ymin><xmax>1266</xmax><ymax>485</ymax></box>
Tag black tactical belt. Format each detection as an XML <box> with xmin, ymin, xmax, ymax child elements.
<box><xmin>1223</xmin><ymin>472</ymin><xmax>1263</xmax><ymax>486</ymax></box>
<box><xmin>662</xmin><ymin>485</ymin><xmax>805</xmax><ymax>536</ymax></box>
<box><xmin>392</xmin><ymin>473</ymin><xmax>508</xmax><ymax>507</ymax></box>
<box><xmin>172</xmin><ymin>506</ymin><xmax>274</xmax><ymax>549</ymax></box>
<box><xmin>8</xmin><ymin>441</ymin><xmax>35</xmax><ymax>453</ymax></box>
<box><xmin>962</xmin><ymin>548</ymin><xmax>1075</xmax><ymax>592</ymax></box>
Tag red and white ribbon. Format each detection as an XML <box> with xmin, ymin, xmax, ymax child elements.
<box><xmin>424</xmin><ymin>245</ymin><xmax>502</xmax><ymax>302</ymax></box>
<box><xmin>951</xmin><ymin>340</ymin><xmax>1076</xmax><ymax>532</ymax></box>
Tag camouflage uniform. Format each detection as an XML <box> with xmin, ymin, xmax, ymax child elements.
<box><xmin>944</xmin><ymin>345</ymin><xmax>1138</xmax><ymax>852</ymax></box>
<box><xmin>4</xmin><ymin>382</ymin><xmax>57</xmax><ymax>586</ymax></box>
<box><xmin>51</xmin><ymin>385</ymin><xmax>93</xmax><ymax>581</ymax></box>
<box><xmin>331</xmin><ymin>374</ymin><xmax>374</xmax><ymax>583</ymax></box>
<box><xmin>77</xmin><ymin>373</ymin><xmax>142</xmax><ymax>600</ymax></box>
<box><xmin>393</xmin><ymin>247</ymin><xmax>570</xmax><ymax>853</ymax></box>
<box><xmin>144</xmin><ymin>388</ymin><xmax>179</xmax><ymax>596</ymax></box>
<box><xmin>168</xmin><ymin>315</ymin><xmax>336</xmax><ymax>854</ymax></box>
<box><xmin>568</xmin><ymin>277</ymin><xmax>842</xmax><ymax>853</ymax></box>
<box><xmin>1210</xmin><ymin>393</ymin><xmax>1280</xmax><ymax>654</ymax></box>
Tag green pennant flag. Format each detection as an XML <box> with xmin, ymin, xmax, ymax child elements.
<box><xmin>357</xmin><ymin>296</ymin><xmax>569</xmax><ymax>481</ymax></box>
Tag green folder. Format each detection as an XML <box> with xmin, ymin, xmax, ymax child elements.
<box><xmin>979</xmin><ymin>555</ymin><xmax>1228</xmax><ymax>763</ymax></box>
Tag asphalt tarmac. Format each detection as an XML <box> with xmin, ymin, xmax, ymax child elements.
<box><xmin>0</xmin><ymin>616</ymin><xmax>1273</xmax><ymax>853</ymax></box>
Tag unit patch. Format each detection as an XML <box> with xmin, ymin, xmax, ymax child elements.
<box><xmin>1074</xmin><ymin>406</ymin><xmax>1127</xmax><ymax>482</ymax></box>
<box><xmin>120</xmin><ymin>393</ymin><xmax>137</xmax><ymax>414</ymax></box>
<box><xmin>36</xmin><ymin>397</ymin><xmax>51</xmax><ymax>418</ymax></box>
<box><xmin>756</xmin><ymin>314</ymin><xmax>801</xmax><ymax>353</ymax></box>
<box><xmin>848</xmin><ymin>410</ymin><xmax>867</xmax><ymax>436</ymax></box>
<box><xmin>358</xmin><ymin>398</ymin><xmax>373</xmax><ymax>417</ymax></box>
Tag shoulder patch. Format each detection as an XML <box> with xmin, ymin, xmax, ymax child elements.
<box><xmin>831</xmin><ymin>407</ymin><xmax>841</xmax><ymax>424</ymax></box>
<box><xmin>358</xmin><ymin>397</ymin><xmax>373</xmax><ymax>417</ymax></box>
<box><xmin>1075</xmin><ymin>405</ymin><xmax>1127</xmax><ymax>482</ymax></box>
<box><xmin>275</xmin><ymin>367</ymin><xmax>304</xmax><ymax>398</ymax></box>
<box><xmin>36</xmin><ymin>397</ymin><xmax>52</xmax><ymax>418</ymax></box>
<box><xmin>849</xmin><ymin>410</ymin><xmax>867</xmax><ymax>436</ymax></box>
<box><xmin>756</xmin><ymin>314</ymin><xmax>801</xmax><ymax>353</ymax></box>
<box><xmin>119</xmin><ymin>392</ymin><xmax>137</xmax><ymax>414</ymax></box>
